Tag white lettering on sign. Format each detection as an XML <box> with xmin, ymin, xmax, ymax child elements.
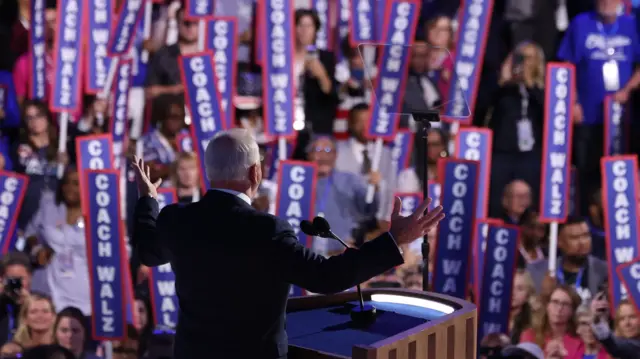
<box><xmin>32</xmin><ymin>0</ymin><xmax>46</xmax><ymax>98</ymax></box>
<box><xmin>338</xmin><ymin>0</ymin><xmax>350</xmax><ymax>39</ymax></box>
<box><xmin>628</xmin><ymin>263</ymin><xmax>640</xmax><ymax>293</ymax></box>
<box><xmin>114</xmin><ymin>0</ymin><xmax>142</xmax><ymax>53</ymax></box>
<box><xmin>400</xmin><ymin>196</ymin><xmax>416</xmax><ymax>216</ymax></box>
<box><xmin>113</xmin><ymin>62</ymin><xmax>130</xmax><ymax>159</ymax></box>
<box><xmin>391</xmin><ymin>133</ymin><xmax>405</xmax><ymax>163</ymax></box>
<box><xmin>91</xmin><ymin>0</ymin><xmax>110</xmax><ymax>88</ymax></box>
<box><xmin>156</xmin><ymin>263</ymin><xmax>177</xmax><ymax>327</ymax></box>
<box><xmin>195</xmin><ymin>0</ymin><xmax>211</xmax><ymax>15</ymax></box>
<box><xmin>546</xmin><ymin>68</ymin><xmax>569</xmax><ymax>215</ymax></box>
<box><xmin>94</xmin><ymin>174</ymin><xmax>116</xmax><ymax>333</ymax></box>
<box><xmin>57</xmin><ymin>0</ymin><xmax>80</xmax><ymax>106</ymax></box>
<box><xmin>212</xmin><ymin>21</ymin><xmax>230</xmax><ymax>114</ymax></box>
<box><xmin>86</xmin><ymin>140</ymin><xmax>106</xmax><ymax>169</ymax></box>
<box><xmin>441</xmin><ymin>164</ymin><xmax>468</xmax><ymax>294</ymax></box>
<box><xmin>314</xmin><ymin>0</ymin><xmax>329</xmax><ymax>49</ymax></box>
<box><xmin>189</xmin><ymin>56</ymin><xmax>218</xmax><ymax>151</ymax></box>
<box><xmin>356</xmin><ymin>0</ymin><xmax>372</xmax><ymax>40</ymax></box>
<box><xmin>462</xmin><ymin>132</ymin><xmax>482</xmax><ymax>160</ymax></box>
<box><xmin>285</xmin><ymin>166</ymin><xmax>306</xmax><ymax>233</ymax></box>
<box><xmin>267</xmin><ymin>0</ymin><xmax>291</xmax><ymax>133</ymax></box>
<box><xmin>0</xmin><ymin>178</ymin><xmax>19</xmax><ymax>240</ymax></box>
<box><xmin>482</xmin><ymin>228</ymin><xmax>509</xmax><ymax>334</ymax></box>
<box><xmin>609</xmin><ymin>102</ymin><xmax>623</xmax><ymax>153</ymax></box>
<box><xmin>610</xmin><ymin>160</ymin><xmax>636</xmax><ymax>299</ymax></box>
<box><xmin>372</xmin><ymin>3</ymin><xmax>411</xmax><ymax>135</ymax></box>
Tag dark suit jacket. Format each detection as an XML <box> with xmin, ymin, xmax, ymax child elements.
<box><xmin>133</xmin><ymin>190</ymin><xmax>404</xmax><ymax>359</ymax></box>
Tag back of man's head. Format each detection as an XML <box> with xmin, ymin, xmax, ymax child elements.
<box><xmin>204</xmin><ymin>129</ymin><xmax>260</xmax><ymax>183</ymax></box>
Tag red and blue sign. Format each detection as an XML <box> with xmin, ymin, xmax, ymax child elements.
<box><xmin>0</xmin><ymin>172</ymin><xmax>28</xmax><ymax>254</ymax></box>
<box><xmin>206</xmin><ymin>17</ymin><xmax>238</xmax><ymax>130</ymax></box>
<box><xmin>110</xmin><ymin>59</ymin><xmax>133</xmax><ymax>169</ymax></box>
<box><xmin>184</xmin><ymin>0</ymin><xmax>215</xmax><ymax>19</ymax></box>
<box><xmin>348</xmin><ymin>0</ymin><xmax>375</xmax><ymax>45</ymax></box>
<box><xmin>176</xmin><ymin>133</ymin><xmax>193</xmax><ymax>153</ymax></box>
<box><xmin>601</xmin><ymin>155</ymin><xmax>640</xmax><ymax>311</ymax></box>
<box><xmin>391</xmin><ymin>130</ymin><xmax>414</xmax><ymax>176</ymax></box>
<box><xmin>472</xmin><ymin>218</ymin><xmax>503</xmax><ymax>301</ymax></box>
<box><xmin>366</xmin><ymin>0</ymin><xmax>420</xmax><ymax>140</ymax></box>
<box><xmin>427</xmin><ymin>180</ymin><xmax>440</xmax><ymax>212</ymax></box>
<box><xmin>261</xmin><ymin>0</ymin><xmax>296</xmax><ymax>139</ymax></box>
<box><xmin>604</xmin><ymin>96</ymin><xmax>629</xmax><ymax>157</ymax></box>
<box><xmin>539</xmin><ymin>63</ymin><xmax>575</xmax><ymax>223</ymax></box>
<box><xmin>179</xmin><ymin>52</ymin><xmax>226</xmax><ymax>192</ymax></box>
<box><xmin>50</xmin><ymin>0</ymin><xmax>85</xmax><ymax>113</ymax></box>
<box><xmin>477</xmin><ymin>223</ymin><xmax>519</xmax><ymax>340</ymax></box>
<box><xmin>432</xmin><ymin>158</ymin><xmax>479</xmax><ymax>299</ymax></box>
<box><xmin>455</xmin><ymin>127</ymin><xmax>492</xmax><ymax>219</ymax></box>
<box><xmin>617</xmin><ymin>257</ymin><xmax>640</xmax><ymax>314</ymax></box>
<box><xmin>82</xmin><ymin>170</ymin><xmax>127</xmax><ymax>340</ymax></box>
<box><xmin>335</xmin><ymin>0</ymin><xmax>350</xmax><ymax>61</ymax></box>
<box><xmin>86</xmin><ymin>0</ymin><xmax>114</xmax><ymax>93</ymax></box>
<box><xmin>107</xmin><ymin>0</ymin><xmax>145</xmax><ymax>57</ymax></box>
<box><xmin>29</xmin><ymin>0</ymin><xmax>47</xmax><ymax>100</ymax></box>
<box><xmin>312</xmin><ymin>0</ymin><xmax>332</xmax><ymax>50</ymax></box>
<box><xmin>75</xmin><ymin>134</ymin><xmax>115</xmax><ymax>204</ymax></box>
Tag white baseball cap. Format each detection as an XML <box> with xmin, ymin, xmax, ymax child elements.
<box><xmin>502</xmin><ymin>342</ymin><xmax>544</xmax><ymax>359</ymax></box>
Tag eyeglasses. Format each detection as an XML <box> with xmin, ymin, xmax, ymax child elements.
<box><xmin>24</xmin><ymin>113</ymin><xmax>47</xmax><ymax>121</ymax></box>
<box><xmin>310</xmin><ymin>146</ymin><xmax>333</xmax><ymax>153</ymax></box>
<box><xmin>549</xmin><ymin>299</ymin><xmax>573</xmax><ymax>309</ymax></box>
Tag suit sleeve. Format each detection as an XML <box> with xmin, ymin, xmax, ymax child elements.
<box><xmin>268</xmin><ymin>221</ymin><xmax>404</xmax><ymax>294</ymax></box>
<box><xmin>132</xmin><ymin>196</ymin><xmax>173</xmax><ymax>266</ymax></box>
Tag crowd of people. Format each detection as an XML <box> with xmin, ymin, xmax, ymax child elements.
<box><xmin>0</xmin><ymin>0</ymin><xmax>638</xmax><ymax>358</ymax></box>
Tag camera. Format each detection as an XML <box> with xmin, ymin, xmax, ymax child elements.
<box><xmin>4</xmin><ymin>277</ymin><xmax>23</xmax><ymax>293</ymax></box>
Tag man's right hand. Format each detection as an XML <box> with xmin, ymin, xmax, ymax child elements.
<box><xmin>389</xmin><ymin>197</ymin><xmax>444</xmax><ymax>246</ymax></box>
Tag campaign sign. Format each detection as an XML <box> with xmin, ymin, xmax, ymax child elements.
<box><xmin>312</xmin><ymin>0</ymin><xmax>331</xmax><ymax>50</ymax></box>
<box><xmin>335</xmin><ymin>0</ymin><xmax>350</xmax><ymax>61</ymax></box>
<box><xmin>184</xmin><ymin>0</ymin><xmax>215</xmax><ymax>19</ymax></box>
<box><xmin>178</xmin><ymin>52</ymin><xmax>226</xmax><ymax>192</ymax></box>
<box><xmin>604</xmin><ymin>96</ymin><xmax>629</xmax><ymax>156</ymax></box>
<box><xmin>569</xmin><ymin>166</ymin><xmax>579</xmax><ymax>216</ymax></box>
<box><xmin>275</xmin><ymin>161</ymin><xmax>317</xmax><ymax>296</ymax></box>
<box><xmin>176</xmin><ymin>133</ymin><xmax>193</xmax><ymax>153</ymax></box>
<box><xmin>0</xmin><ymin>172</ymin><xmax>28</xmax><ymax>254</ymax></box>
<box><xmin>83</xmin><ymin>170</ymin><xmax>127</xmax><ymax>340</ymax></box>
<box><xmin>110</xmin><ymin>59</ymin><xmax>133</xmax><ymax>168</ymax></box>
<box><xmin>455</xmin><ymin>127</ymin><xmax>493</xmax><ymax>219</ymax></box>
<box><xmin>616</xmin><ymin>258</ymin><xmax>640</xmax><ymax>313</ymax></box>
<box><xmin>391</xmin><ymin>130</ymin><xmax>414</xmax><ymax>176</ymax></box>
<box><xmin>433</xmin><ymin>159</ymin><xmax>479</xmax><ymax>299</ymax></box>
<box><xmin>149</xmin><ymin>188</ymin><xmax>179</xmax><ymax>327</ymax></box>
<box><xmin>601</xmin><ymin>156</ymin><xmax>640</xmax><ymax>310</ymax></box>
<box><xmin>539</xmin><ymin>63</ymin><xmax>575</xmax><ymax>223</ymax></box>
<box><xmin>366</xmin><ymin>0</ymin><xmax>420</xmax><ymax>141</ymax></box>
<box><xmin>396</xmin><ymin>192</ymin><xmax>423</xmax><ymax>216</ymax></box>
<box><xmin>107</xmin><ymin>0</ymin><xmax>145</xmax><ymax>57</ymax></box>
<box><xmin>86</xmin><ymin>0</ymin><xmax>113</xmax><ymax>93</ymax></box>
<box><xmin>472</xmin><ymin>218</ymin><xmax>503</xmax><ymax>300</ymax></box>
<box><xmin>348</xmin><ymin>0</ymin><xmax>375</xmax><ymax>45</ymax></box>
<box><xmin>478</xmin><ymin>224</ymin><xmax>519</xmax><ymax>340</ymax></box>
<box><xmin>50</xmin><ymin>0</ymin><xmax>85</xmax><ymax>113</ymax></box>
<box><xmin>267</xmin><ymin>140</ymin><xmax>296</xmax><ymax>181</ymax></box>
<box><xmin>29</xmin><ymin>0</ymin><xmax>46</xmax><ymax>100</ymax></box>
<box><xmin>261</xmin><ymin>0</ymin><xmax>296</xmax><ymax>139</ymax></box>
<box><xmin>443</xmin><ymin>0</ymin><xmax>493</xmax><ymax>123</ymax></box>
<box><xmin>206</xmin><ymin>17</ymin><xmax>238</xmax><ymax>130</ymax></box>
<box><xmin>427</xmin><ymin>180</ymin><xmax>441</xmax><ymax>212</ymax></box>
<box><xmin>76</xmin><ymin>134</ymin><xmax>115</xmax><ymax>201</ymax></box>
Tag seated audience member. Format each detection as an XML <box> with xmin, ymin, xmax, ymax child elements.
<box><xmin>53</xmin><ymin>307</ymin><xmax>99</xmax><ymax>359</ymax></box>
<box><xmin>591</xmin><ymin>296</ymin><xmax>640</xmax><ymax>359</ymax></box>
<box><xmin>497</xmin><ymin>180</ymin><xmax>531</xmax><ymax>224</ymax></box>
<box><xmin>501</xmin><ymin>342</ymin><xmax>544</xmax><ymax>359</ymax></box>
<box><xmin>306</xmin><ymin>136</ymin><xmax>379</xmax><ymax>256</ymax></box>
<box><xmin>0</xmin><ymin>341</ymin><xmax>23</xmax><ymax>357</ymax></box>
<box><xmin>0</xmin><ymin>252</ymin><xmax>33</xmax><ymax>346</ymax></box>
<box><xmin>478</xmin><ymin>333</ymin><xmax>511</xmax><ymax>359</ymax></box>
<box><xmin>397</xmin><ymin>128</ymin><xmax>448</xmax><ymax>192</ymax></box>
<box><xmin>13</xmin><ymin>293</ymin><xmax>55</xmax><ymax>349</ymax></box>
<box><xmin>575</xmin><ymin>306</ymin><xmax>608</xmax><ymax>358</ymax></box>
<box><xmin>527</xmin><ymin>217</ymin><xmax>607</xmax><ymax>303</ymax></box>
<box><xmin>22</xmin><ymin>344</ymin><xmax>75</xmax><ymax>359</ymax></box>
<box><xmin>510</xmin><ymin>269</ymin><xmax>536</xmax><ymax>343</ymax></box>
<box><xmin>586</xmin><ymin>187</ymin><xmax>606</xmax><ymax>261</ymax></box>
<box><xmin>517</xmin><ymin>211</ymin><xmax>546</xmax><ymax>269</ymax></box>
<box><xmin>520</xmin><ymin>284</ymin><xmax>583</xmax><ymax>359</ymax></box>
<box><xmin>171</xmin><ymin>152</ymin><xmax>202</xmax><ymax>204</ymax></box>
<box><xmin>111</xmin><ymin>325</ymin><xmax>140</xmax><ymax>359</ymax></box>
<box><xmin>134</xmin><ymin>294</ymin><xmax>153</xmax><ymax>357</ymax></box>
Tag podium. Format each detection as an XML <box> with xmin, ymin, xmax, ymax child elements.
<box><xmin>286</xmin><ymin>288</ymin><xmax>477</xmax><ymax>359</ymax></box>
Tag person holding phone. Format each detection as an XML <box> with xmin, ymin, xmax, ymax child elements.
<box><xmin>0</xmin><ymin>253</ymin><xmax>32</xmax><ymax>347</ymax></box>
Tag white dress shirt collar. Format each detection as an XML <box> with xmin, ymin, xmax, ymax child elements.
<box><xmin>212</xmin><ymin>188</ymin><xmax>252</xmax><ymax>205</ymax></box>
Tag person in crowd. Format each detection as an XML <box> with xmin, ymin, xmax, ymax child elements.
<box><xmin>517</xmin><ymin>211</ymin><xmax>547</xmax><ymax>268</ymax></box>
<box><xmin>510</xmin><ymin>269</ymin><xmax>536</xmax><ymax>343</ymax></box>
<box><xmin>291</xmin><ymin>9</ymin><xmax>338</xmax><ymax>159</ymax></box>
<box><xmin>527</xmin><ymin>217</ymin><xmax>607</xmax><ymax>303</ymax></box>
<box><xmin>402</xmin><ymin>38</ymin><xmax>442</xmax><ymax>130</ymax></box>
<box><xmin>397</xmin><ymin>128</ymin><xmax>448</xmax><ymax>193</ymax></box>
<box><xmin>479</xmin><ymin>333</ymin><xmax>511</xmax><ymax>359</ymax></box>
<box><xmin>171</xmin><ymin>151</ymin><xmax>202</xmax><ymax>204</ymax></box>
<box><xmin>586</xmin><ymin>187</ymin><xmax>606</xmax><ymax>260</ymax></box>
<box><xmin>23</xmin><ymin>167</ymin><xmax>91</xmax><ymax>315</ymax></box>
<box><xmin>0</xmin><ymin>341</ymin><xmax>23</xmax><ymax>357</ymax></box>
<box><xmin>141</xmin><ymin>94</ymin><xmax>188</xmax><ymax>185</ymax></box>
<box><xmin>74</xmin><ymin>96</ymin><xmax>109</xmax><ymax>136</ymax></box>
<box><xmin>575</xmin><ymin>306</ymin><xmax>609</xmax><ymax>358</ymax></box>
<box><xmin>591</xmin><ymin>296</ymin><xmax>640</xmax><ymax>359</ymax></box>
<box><xmin>98</xmin><ymin>325</ymin><xmax>139</xmax><ymax>359</ymax></box>
<box><xmin>13</xmin><ymin>293</ymin><xmax>55</xmax><ymax>349</ymax></box>
<box><xmin>11</xmin><ymin>100</ymin><xmax>69</xmax><ymax>230</ymax></box>
<box><xmin>557</xmin><ymin>0</ymin><xmax>640</xmax><ymax>213</ymax></box>
<box><xmin>0</xmin><ymin>252</ymin><xmax>33</xmax><ymax>346</ymax></box>
<box><xmin>22</xmin><ymin>344</ymin><xmax>75</xmax><ymax>359</ymax></box>
<box><xmin>306</xmin><ymin>135</ymin><xmax>379</xmax><ymax>256</ymax></box>
<box><xmin>335</xmin><ymin>103</ymin><xmax>393</xmax><ymax>222</ymax></box>
<box><xmin>613</xmin><ymin>300</ymin><xmax>640</xmax><ymax>340</ymax></box>
<box><xmin>498</xmin><ymin>180</ymin><xmax>532</xmax><ymax>225</ymax></box>
<box><xmin>53</xmin><ymin>307</ymin><xmax>99</xmax><ymax>359</ymax></box>
<box><xmin>501</xmin><ymin>342</ymin><xmax>545</xmax><ymax>359</ymax></box>
<box><xmin>520</xmin><ymin>284</ymin><xmax>583</xmax><ymax>358</ymax></box>
<box><xmin>133</xmin><ymin>294</ymin><xmax>153</xmax><ymax>358</ymax></box>
<box><xmin>144</xmin><ymin>7</ymin><xmax>198</xmax><ymax>100</ymax></box>
<box><xmin>335</xmin><ymin>39</ymin><xmax>370</xmax><ymax>110</ymax></box>
<box><xmin>11</xmin><ymin>0</ymin><xmax>57</xmax><ymax>106</ymax></box>
<box><xmin>423</xmin><ymin>15</ymin><xmax>454</xmax><ymax>96</ymax></box>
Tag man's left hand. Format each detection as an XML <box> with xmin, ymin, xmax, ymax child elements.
<box><xmin>131</xmin><ymin>156</ymin><xmax>162</xmax><ymax>199</ymax></box>
<box><xmin>613</xmin><ymin>89</ymin><xmax>630</xmax><ymax>104</ymax></box>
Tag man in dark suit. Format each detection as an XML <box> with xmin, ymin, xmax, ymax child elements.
<box><xmin>131</xmin><ymin>129</ymin><xmax>444</xmax><ymax>359</ymax></box>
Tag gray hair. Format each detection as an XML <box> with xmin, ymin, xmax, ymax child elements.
<box><xmin>204</xmin><ymin>129</ymin><xmax>260</xmax><ymax>182</ymax></box>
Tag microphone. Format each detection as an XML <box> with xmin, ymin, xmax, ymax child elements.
<box><xmin>301</xmin><ymin>217</ymin><xmax>377</xmax><ymax>326</ymax></box>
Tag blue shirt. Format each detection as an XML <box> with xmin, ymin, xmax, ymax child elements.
<box><xmin>557</xmin><ymin>12</ymin><xmax>640</xmax><ymax>125</ymax></box>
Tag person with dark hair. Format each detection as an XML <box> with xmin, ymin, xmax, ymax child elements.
<box><xmin>53</xmin><ymin>307</ymin><xmax>99</xmax><ymax>359</ymax></box>
<box><xmin>527</xmin><ymin>216</ymin><xmax>608</xmax><ymax>303</ymax></box>
<box><xmin>111</xmin><ymin>325</ymin><xmax>140</xmax><ymax>359</ymax></box>
<box><xmin>22</xmin><ymin>167</ymin><xmax>91</xmax><ymax>316</ymax></box>
<box><xmin>22</xmin><ymin>344</ymin><xmax>75</xmax><ymax>359</ymax></box>
<box><xmin>0</xmin><ymin>252</ymin><xmax>33</xmax><ymax>346</ymax></box>
<box><xmin>517</xmin><ymin>211</ymin><xmax>547</xmax><ymax>269</ymax></box>
<box><xmin>133</xmin><ymin>294</ymin><xmax>153</xmax><ymax>357</ymax></box>
<box><xmin>586</xmin><ymin>186</ymin><xmax>606</xmax><ymax>261</ymax></box>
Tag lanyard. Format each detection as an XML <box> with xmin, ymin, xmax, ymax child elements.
<box><xmin>557</xmin><ymin>266</ymin><xmax>585</xmax><ymax>290</ymax></box>
<box><xmin>596</xmin><ymin>19</ymin><xmax>619</xmax><ymax>38</ymax></box>
<box><xmin>519</xmin><ymin>84</ymin><xmax>529</xmax><ymax>120</ymax></box>
<box><xmin>6</xmin><ymin>304</ymin><xmax>14</xmax><ymax>341</ymax></box>
<box><xmin>316</xmin><ymin>175</ymin><xmax>334</xmax><ymax>216</ymax></box>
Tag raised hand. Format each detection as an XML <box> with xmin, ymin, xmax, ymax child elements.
<box><xmin>389</xmin><ymin>197</ymin><xmax>444</xmax><ymax>246</ymax></box>
<box><xmin>131</xmin><ymin>155</ymin><xmax>162</xmax><ymax>199</ymax></box>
